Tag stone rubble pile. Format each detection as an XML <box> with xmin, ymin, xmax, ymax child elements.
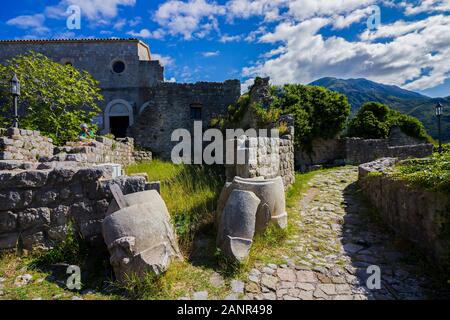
<box><xmin>0</xmin><ymin>128</ymin><xmax>54</xmax><ymax>162</ymax></box>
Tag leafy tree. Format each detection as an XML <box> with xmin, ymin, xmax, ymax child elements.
<box><xmin>348</xmin><ymin>102</ymin><xmax>430</xmax><ymax>140</ymax></box>
<box><xmin>210</xmin><ymin>81</ymin><xmax>350</xmax><ymax>151</ymax></box>
<box><xmin>0</xmin><ymin>52</ymin><xmax>102</xmax><ymax>145</ymax></box>
<box><xmin>271</xmin><ymin>84</ymin><xmax>351</xmax><ymax>149</ymax></box>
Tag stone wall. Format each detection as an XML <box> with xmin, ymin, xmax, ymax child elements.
<box><xmin>226</xmin><ymin>134</ymin><xmax>295</xmax><ymax>188</ymax></box>
<box><xmin>0</xmin><ymin>128</ymin><xmax>54</xmax><ymax>162</ymax></box>
<box><xmin>344</xmin><ymin>138</ymin><xmax>433</xmax><ymax>164</ymax></box>
<box><xmin>358</xmin><ymin>158</ymin><xmax>450</xmax><ymax>271</ymax></box>
<box><xmin>295</xmin><ymin>127</ymin><xmax>433</xmax><ymax>171</ymax></box>
<box><xmin>52</xmin><ymin>137</ymin><xmax>135</xmax><ymax>167</ymax></box>
<box><xmin>132</xmin><ymin>80</ymin><xmax>241</xmax><ymax>159</ymax></box>
<box><xmin>0</xmin><ymin>128</ymin><xmax>137</xmax><ymax>167</ymax></box>
<box><xmin>295</xmin><ymin>138</ymin><xmax>345</xmax><ymax>172</ymax></box>
<box><xmin>132</xmin><ymin>150</ymin><xmax>153</xmax><ymax>162</ymax></box>
<box><xmin>0</xmin><ymin>164</ymin><xmax>151</xmax><ymax>251</ymax></box>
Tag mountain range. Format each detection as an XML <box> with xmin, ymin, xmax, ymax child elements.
<box><xmin>309</xmin><ymin>77</ymin><xmax>450</xmax><ymax>142</ymax></box>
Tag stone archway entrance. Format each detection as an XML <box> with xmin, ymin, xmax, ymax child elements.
<box><xmin>105</xmin><ymin>99</ymin><xmax>134</xmax><ymax>138</ymax></box>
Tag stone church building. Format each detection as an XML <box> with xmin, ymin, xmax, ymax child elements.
<box><xmin>0</xmin><ymin>38</ymin><xmax>241</xmax><ymax>158</ymax></box>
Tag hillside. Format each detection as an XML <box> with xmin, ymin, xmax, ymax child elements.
<box><xmin>310</xmin><ymin>77</ymin><xmax>450</xmax><ymax>142</ymax></box>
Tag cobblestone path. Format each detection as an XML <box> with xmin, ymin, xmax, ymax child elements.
<box><xmin>242</xmin><ymin>167</ymin><xmax>449</xmax><ymax>300</ymax></box>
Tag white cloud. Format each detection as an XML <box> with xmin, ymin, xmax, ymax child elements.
<box><xmin>152</xmin><ymin>53</ymin><xmax>175</xmax><ymax>67</ymax></box>
<box><xmin>402</xmin><ymin>0</ymin><xmax>450</xmax><ymax>15</ymax></box>
<box><xmin>154</xmin><ymin>0</ymin><xmax>225</xmax><ymax>40</ymax></box>
<box><xmin>6</xmin><ymin>14</ymin><xmax>50</xmax><ymax>34</ymax></box>
<box><xmin>243</xmin><ymin>13</ymin><xmax>450</xmax><ymax>91</ymax></box>
<box><xmin>219</xmin><ymin>34</ymin><xmax>242</xmax><ymax>42</ymax></box>
<box><xmin>127</xmin><ymin>28</ymin><xmax>165</xmax><ymax>39</ymax></box>
<box><xmin>42</xmin><ymin>0</ymin><xmax>135</xmax><ymax>25</ymax></box>
<box><xmin>202</xmin><ymin>50</ymin><xmax>220</xmax><ymax>57</ymax></box>
<box><xmin>60</xmin><ymin>0</ymin><xmax>136</xmax><ymax>20</ymax></box>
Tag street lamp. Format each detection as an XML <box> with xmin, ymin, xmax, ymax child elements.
<box><xmin>435</xmin><ymin>102</ymin><xmax>444</xmax><ymax>154</ymax></box>
<box><xmin>10</xmin><ymin>73</ymin><xmax>20</xmax><ymax>128</ymax></box>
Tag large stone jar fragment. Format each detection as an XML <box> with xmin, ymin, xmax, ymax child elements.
<box><xmin>217</xmin><ymin>176</ymin><xmax>287</xmax><ymax>234</ymax></box>
<box><xmin>102</xmin><ymin>190</ymin><xmax>181</xmax><ymax>283</ymax></box>
<box><xmin>216</xmin><ymin>190</ymin><xmax>260</xmax><ymax>262</ymax></box>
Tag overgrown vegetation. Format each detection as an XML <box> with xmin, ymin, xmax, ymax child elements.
<box><xmin>393</xmin><ymin>145</ymin><xmax>450</xmax><ymax>193</ymax></box>
<box><xmin>126</xmin><ymin>160</ymin><xmax>224</xmax><ymax>251</ymax></box>
<box><xmin>347</xmin><ymin>102</ymin><xmax>430</xmax><ymax>141</ymax></box>
<box><xmin>0</xmin><ymin>52</ymin><xmax>102</xmax><ymax>145</ymax></box>
<box><xmin>212</xmin><ymin>81</ymin><xmax>351</xmax><ymax>152</ymax></box>
<box><xmin>0</xmin><ymin>161</ymin><xmax>328</xmax><ymax>300</ymax></box>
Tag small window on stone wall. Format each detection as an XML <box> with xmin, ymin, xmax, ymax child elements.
<box><xmin>190</xmin><ymin>104</ymin><xmax>202</xmax><ymax>120</ymax></box>
<box><xmin>112</xmin><ymin>60</ymin><xmax>126</xmax><ymax>74</ymax></box>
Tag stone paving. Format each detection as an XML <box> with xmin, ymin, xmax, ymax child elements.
<box><xmin>240</xmin><ymin>167</ymin><xmax>449</xmax><ymax>300</ymax></box>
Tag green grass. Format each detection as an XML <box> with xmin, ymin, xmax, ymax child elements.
<box><xmin>1</xmin><ymin>160</ymin><xmax>328</xmax><ymax>300</ymax></box>
<box><xmin>126</xmin><ymin>160</ymin><xmax>225</xmax><ymax>251</ymax></box>
<box><xmin>393</xmin><ymin>147</ymin><xmax>450</xmax><ymax>194</ymax></box>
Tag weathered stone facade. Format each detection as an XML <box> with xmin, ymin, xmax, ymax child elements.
<box><xmin>132</xmin><ymin>80</ymin><xmax>241</xmax><ymax>159</ymax></box>
<box><xmin>295</xmin><ymin>127</ymin><xmax>433</xmax><ymax>171</ymax></box>
<box><xmin>132</xmin><ymin>150</ymin><xmax>153</xmax><ymax>162</ymax></box>
<box><xmin>0</xmin><ymin>39</ymin><xmax>241</xmax><ymax>159</ymax></box>
<box><xmin>359</xmin><ymin>158</ymin><xmax>450</xmax><ymax>271</ymax></box>
<box><xmin>225</xmin><ymin>134</ymin><xmax>295</xmax><ymax>189</ymax></box>
<box><xmin>0</xmin><ymin>164</ymin><xmax>152</xmax><ymax>251</ymax></box>
<box><xmin>0</xmin><ymin>128</ymin><xmax>54</xmax><ymax>162</ymax></box>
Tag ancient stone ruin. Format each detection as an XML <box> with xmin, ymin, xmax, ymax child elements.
<box><xmin>216</xmin><ymin>176</ymin><xmax>287</xmax><ymax>262</ymax></box>
<box><xmin>358</xmin><ymin>158</ymin><xmax>450</xmax><ymax>271</ymax></box>
<box><xmin>103</xmin><ymin>188</ymin><xmax>181</xmax><ymax>282</ymax></box>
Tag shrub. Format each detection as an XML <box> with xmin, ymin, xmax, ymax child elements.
<box><xmin>348</xmin><ymin>102</ymin><xmax>430</xmax><ymax>141</ymax></box>
<box><xmin>0</xmin><ymin>52</ymin><xmax>102</xmax><ymax>145</ymax></box>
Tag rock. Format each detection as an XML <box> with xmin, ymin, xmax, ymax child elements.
<box><xmin>217</xmin><ymin>189</ymin><xmax>260</xmax><ymax>262</ymax></box>
<box><xmin>277</xmin><ymin>268</ymin><xmax>296</xmax><ymax>282</ymax></box>
<box><xmin>72</xmin><ymin>296</ymin><xmax>83</xmax><ymax>300</ymax></box>
<box><xmin>298</xmin><ymin>290</ymin><xmax>314</xmax><ymax>300</ymax></box>
<box><xmin>102</xmin><ymin>190</ymin><xmax>181</xmax><ymax>283</ymax></box>
<box><xmin>231</xmin><ymin>280</ymin><xmax>245</xmax><ymax>294</ymax></box>
<box><xmin>295</xmin><ymin>270</ymin><xmax>317</xmax><ymax>283</ymax></box>
<box><xmin>81</xmin><ymin>289</ymin><xmax>95</xmax><ymax>295</ymax></box>
<box><xmin>245</xmin><ymin>282</ymin><xmax>260</xmax><ymax>294</ymax></box>
<box><xmin>317</xmin><ymin>284</ymin><xmax>336</xmax><ymax>295</ymax></box>
<box><xmin>260</xmin><ymin>275</ymin><xmax>278</xmax><ymax>291</ymax></box>
<box><xmin>209</xmin><ymin>272</ymin><xmax>225</xmax><ymax>288</ymax></box>
<box><xmin>262</xmin><ymin>267</ymin><xmax>275</xmax><ymax>275</ymax></box>
<box><xmin>296</xmin><ymin>283</ymin><xmax>315</xmax><ymax>291</ymax></box>
<box><xmin>14</xmin><ymin>274</ymin><xmax>32</xmax><ymax>287</ymax></box>
<box><xmin>262</xmin><ymin>292</ymin><xmax>276</xmax><ymax>300</ymax></box>
<box><xmin>193</xmin><ymin>291</ymin><xmax>208</xmax><ymax>300</ymax></box>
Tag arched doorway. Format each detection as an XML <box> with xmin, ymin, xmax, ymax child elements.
<box><xmin>105</xmin><ymin>99</ymin><xmax>134</xmax><ymax>138</ymax></box>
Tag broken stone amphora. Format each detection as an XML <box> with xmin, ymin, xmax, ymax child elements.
<box><xmin>216</xmin><ymin>176</ymin><xmax>288</xmax><ymax>262</ymax></box>
<box><xmin>217</xmin><ymin>176</ymin><xmax>288</xmax><ymax>234</ymax></box>
<box><xmin>217</xmin><ymin>190</ymin><xmax>260</xmax><ymax>262</ymax></box>
<box><xmin>102</xmin><ymin>190</ymin><xmax>181</xmax><ymax>283</ymax></box>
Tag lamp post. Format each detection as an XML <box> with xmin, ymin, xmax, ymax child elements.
<box><xmin>435</xmin><ymin>102</ymin><xmax>443</xmax><ymax>154</ymax></box>
<box><xmin>10</xmin><ymin>73</ymin><xmax>21</xmax><ymax>128</ymax></box>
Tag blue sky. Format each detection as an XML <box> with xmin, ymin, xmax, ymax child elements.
<box><xmin>0</xmin><ymin>0</ymin><xmax>449</xmax><ymax>97</ymax></box>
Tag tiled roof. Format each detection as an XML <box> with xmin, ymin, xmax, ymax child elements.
<box><xmin>0</xmin><ymin>38</ymin><xmax>140</xmax><ymax>44</ymax></box>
